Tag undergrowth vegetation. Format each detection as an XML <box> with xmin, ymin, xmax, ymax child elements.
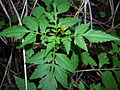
<box><xmin>0</xmin><ymin>0</ymin><xmax>120</xmax><ymax>90</ymax></box>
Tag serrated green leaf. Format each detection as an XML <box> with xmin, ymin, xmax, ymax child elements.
<box><xmin>39</xmin><ymin>16</ymin><xmax>49</xmax><ymax>33</ymax></box>
<box><xmin>57</xmin><ymin>2</ymin><xmax>70</xmax><ymax>14</ymax></box>
<box><xmin>81</xmin><ymin>52</ymin><xmax>97</xmax><ymax>66</ymax></box>
<box><xmin>54</xmin><ymin>66</ymin><xmax>68</xmax><ymax>88</ymax></box>
<box><xmin>65</xmin><ymin>30</ymin><xmax>71</xmax><ymax>35</ymax></box>
<box><xmin>75</xmin><ymin>23</ymin><xmax>90</xmax><ymax>35</ymax></box>
<box><xmin>100</xmin><ymin>87</ymin><xmax>109</xmax><ymax>90</ymax></box>
<box><xmin>54</xmin><ymin>0</ymin><xmax>68</xmax><ymax>6</ymax></box>
<box><xmin>74</xmin><ymin>36</ymin><xmax>88</xmax><ymax>52</ymax></box>
<box><xmin>19</xmin><ymin>33</ymin><xmax>36</xmax><ymax>48</ymax></box>
<box><xmin>98</xmin><ymin>53</ymin><xmax>110</xmax><ymax>68</ymax></box>
<box><xmin>11</xmin><ymin>15</ymin><xmax>18</xmax><ymax>23</ymax></box>
<box><xmin>99</xmin><ymin>11</ymin><xmax>106</xmax><ymax>18</ymax></box>
<box><xmin>101</xmin><ymin>71</ymin><xmax>118</xmax><ymax>90</ymax></box>
<box><xmin>78</xmin><ymin>81</ymin><xmax>86</xmax><ymax>90</ymax></box>
<box><xmin>83</xmin><ymin>29</ymin><xmax>119</xmax><ymax>43</ymax></box>
<box><xmin>0</xmin><ymin>21</ymin><xmax>5</xmax><ymax>29</ymax></box>
<box><xmin>90</xmin><ymin>83</ymin><xmax>101</xmax><ymax>90</ymax></box>
<box><xmin>26</xmin><ymin>48</ymin><xmax>34</xmax><ymax>60</ymax></box>
<box><xmin>14</xmin><ymin>76</ymin><xmax>24</xmax><ymax>90</ymax></box>
<box><xmin>55</xmin><ymin>53</ymin><xmax>75</xmax><ymax>73</ymax></box>
<box><xmin>0</xmin><ymin>25</ymin><xmax>29</xmax><ymax>39</ymax></box>
<box><xmin>45</xmin><ymin>12</ymin><xmax>55</xmax><ymax>23</ymax></box>
<box><xmin>94</xmin><ymin>83</ymin><xmax>101</xmax><ymax>90</ymax></box>
<box><xmin>45</xmin><ymin>41</ymin><xmax>55</xmax><ymax>55</ymax></box>
<box><xmin>42</xmin><ymin>52</ymin><xmax>52</xmax><ymax>63</ymax></box>
<box><xmin>32</xmin><ymin>6</ymin><xmax>45</xmax><ymax>18</ymax></box>
<box><xmin>0</xmin><ymin>21</ymin><xmax>5</xmax><ymax>25</ymax></box>
<box><xmin>22</xmin><ymin>16</ymin><xmax>38</xmax><ymax>31</ymax></box>
<box><xmin>70</xmin><ymin>52</ymin><xmax>79</xmax><ymax>70</ymax></box>
<box><xmin>114</xmin><ymin>71</ymin><xmax>120</xmax><ymax>82</ymax></box>
<box><xmin>61</xmin><ymin>37</ymin><xmax>71</xmax><ymax>54</ymax></box>
<box><xmin>112</xmin><ymin>56</ymin><xmax>120</xmax><ymax>68</ymax></box>
<box><xmin>26</xmin><ymin>50</ymin><xmax>45</xmax><ymax>64</ymax></box>
<box><xmin>14</xmin><ymin>76</ymin><xmax>36</xmax><ymax>90</ymax></box>
<box><xmin>38</xmin><ymin>72</ymin><xmax>57</xmax><ymax>90</ymax></box>
<box><xmin>93</xmin><ymin>83</ymin><xmax>101</xmax><ymax>90</ymax></box>
<box><xmin>109</xmin><ymin>43</ymin><xmax>120</xmax><ymax>54</ymax></box>
<box><xmin>41</xmin><ymin>0</ymin><xmax>53</xmax><ymax>11</ymax></box>
<box><xmin>58</xmin><ymin>17</ymin><xmax>80</xmax><ymax>28</ymax></box>
<box><xmin>30</xmin><ymin>64</ymin><xmax>51</xmax><ymax>79</ymax></box>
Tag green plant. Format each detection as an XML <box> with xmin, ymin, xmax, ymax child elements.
<box><xmin>99</xmin><ymin>11</ymin><xmax>106</xmax><ymax>18</ymax></box>
<box><xmin>0</xmin><ymin>0</ymin><xmax>120</xmax><ymax>90</ymax></box>
<box><xmin>0</xmin><ymin>21</ymin><xmax>5</xmax><ymax>29</ymax></box>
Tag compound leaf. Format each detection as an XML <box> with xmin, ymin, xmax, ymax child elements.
<box><xmin>32</xmin><ymin>6</ymin><xmax>45</xmax><ymax>18</ymax></box>
<box><xmin>112</xmin><ymin>56</ymin><xmax>120</xmax><ymax>68</ymax></box>
<box><xmin>45</xmin><ymin>41</ymin><xmax>55</xmax><ymax>55</ymax></box>
<box><xmin>22</xmin><ymin>16</ymin><xmax>38</xmax><ymax>31</ymax></box>
<box><xmin>57</xmin><ymin>2</ymin><xmax>70</xmax><ymax>14</ymax></box>
<box><xmin>41</xmin><ymin>0</ymin><xmax>53</xmax><ymax>11</ymax></box>
<box><xmin>81</xmin><ymin>52</ymin><xmax>97</xmax><ymax>66</ymax></box>
<box><xmin>54</xmin><ymin>0</ymin><xmax>68</xmax><ymax>7</ymax></box>
<box><xmin>74</xmin><ymin>36</ymin><xmax>88</xmax><ymax>52</ymax></box>
<box><xmin>30</xmin><ymin>64</ymin><xmax>51</xmax><ymax>80</ymax></box>
<box><xmin>78</xmin><ymin>81</ymin><xmax>86</xmax><ymax>90</ymax></box>
<box><xmin>38</xmin><ymin>72</ymin><xmax>57</xmax><ymax>90</ymax></box>
<box><xmin>75</xmin><ymin>23</ymin><xmax>90</xmax><ymax>35</ymax></box>
<box><xmin>54</xmin><ymin>66</ymin><xmax>68</xmax><ymax>88</ymax></box>
<box><xmin>90</xmin><ymin>83</ymin><xmax>101</xmax><ymax>90</ymax></box>
<box><xmin>19</xmin><ymin>33</ymin><xmax>36</xmax><ymax>48</ymax></box>
<box><xmin>45</xmin><ymin>12</ymin><xmax>55</xmax><ymax>23</ymax></box>
<box><xmin>61</xmin><ymin>37</ymin><xmax>71</xmax><ymax>54</ymax></box>
<box><xmin>39</xmin><ymin>16</ymin><xmax>49</xmax><ymax>33</ymax></box>
<box><xmin>58</xmin><ymin>17</ymin><xmax>80</xmax><ymax>28</ymax></box>
<box><xmin>98</xmin><ymin>53</ymin><xmax>110</xmax><ymax>68</ymax></box>
<box><xmin>14</xmin><ymin>76</ymin><xmax>36</xmax><ymax>90</ymax></box>
<box><xmin>26</xmin><ymin>48</ymin><xmax>34</xmax><ymax>60</ymax></box>
<box><xmin>26</xmin><ymin>50</ymin><xmax>45</xmax><ymax>64</ymax></box>
<box><xmin>101</xmin><ymin>71</ymin><xmax>118</xmax><ymax>90</ymax></box>
<box><xmin>109</xmin><ymin>43</ymin><xmax>120</xmax><ymax>54</ymax></box>
<box><xmin>0</xmin><ymin>25</ymin><xmax>29</xmax><ymax>39</ymax></box>
<box><xmin>42</xmin><ymin>52</ymin><xmax>53</xmax><ymax>63</ymax></box>
<box><xmin>70</xmin><ymin>52</ymin><xmax>79</xmax><ymax>70</ymax></box>
<box><xmin>0</xmin><ymin>21</ymin><xmax>5</xmax><ymax>29</ymax></box>
<box><xmin>83</xmin><ymin>29</ymin><xmax>119</xmax><ymax>43</ymax></box>
<box><xmin>114</xmin><ymin>71</ymin><xmax>120</xmax><ymax>83</ymax></box>
<box><xmin>55</xmin><ymin>53</ymin><xmax>75</xmax><ymax>73</ymax></box>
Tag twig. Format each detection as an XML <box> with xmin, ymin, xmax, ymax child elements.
<box><xmin>74</xmin><ymin>0</ymin><xmax>85</xmax><ymax>18</ymax></box>
<box><xmin>0</xmin><ymin>37</ymin><xmax>8</xmax><ymax>46</ymax></box>
<box><xmin>0</xmin><ymin>0</ymin><xmax>11</xmax><ymax>26</ymax></box>
<box><xmin>75</xmin><ymin>72</ymin><xmax>83</xmax><ymax>83</ymax></box>
<box><xmin>9</xmin><ymin>0</ymin><xmax>28</xmax><ymax>90</ymax></box>
<box><xmin>0</xmin><ymin>49</ymin><xmax>13</xmax><ymax>89</ymax></box>
<box><xmin>30</xmin><ymin>0</ymin><xmax>38</xmax><ymax>16</ymax></box>
<box><xmin>22</xmin><ymin>0</ymin><xmax>28</xmax><ymax>90</ymax></box>
<box><xmin>1</xmin><ymin>64</ymin><xmax>17</xmax><ymax>75</ymax></box>
<box><xmin>9</xmin><ymin>0</ymin><xmax>22</xmax><ymax>25</ymax></box>
<box><xmin>88</xmin><ymin>0</ymin><xmax>93</xmax><ymax>29</ymax></box>
<box><xmin>21</xmin><ymin>0</ymin><xmax>28</xmax><ymax>19</ymax></box>
<box><xmin>111</xmin><ymin>1</ymin><xmax>120</xmax><ymax>29</ymax></box>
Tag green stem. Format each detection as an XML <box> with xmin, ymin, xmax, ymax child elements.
<box><xmin>51</xmin><ymin>47</ymin><xmax>56</xmax><ymax>72</ymax></box>
<box><xmin>76</xmin><ymin>68</ymin><xmax>120</xmax><ymax>72</ymax></box>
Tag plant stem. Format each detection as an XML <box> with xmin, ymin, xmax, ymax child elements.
<box><xmin>76</xmin><ymin>68</ymin><xmax>120</xmax><ymax>72</ymax></box>
<box><xmin>51</xmin><ymin>48</ymin><xmax>56</xmax><ymax>72</ymax></box>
